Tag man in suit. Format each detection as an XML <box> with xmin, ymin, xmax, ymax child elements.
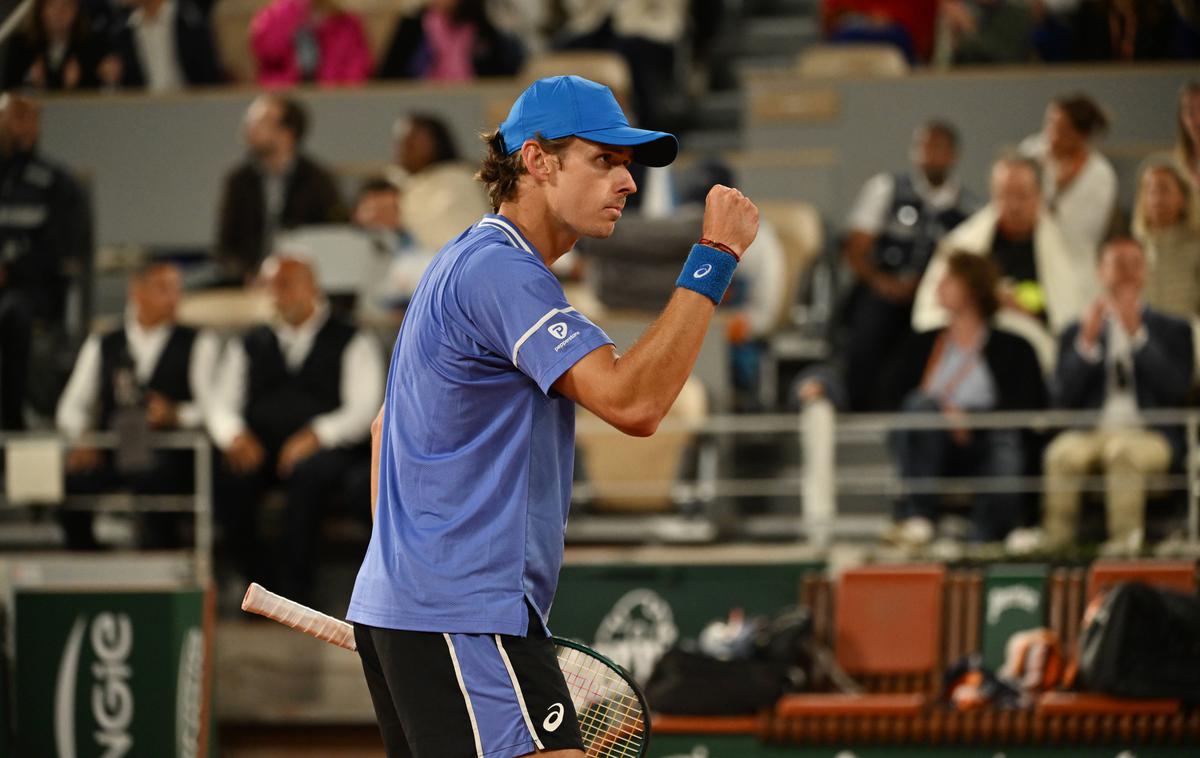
<box><xmin>1041</xmin><ymin>236</ymin><xmax>1195</xmax><ymax>554</ymax></box>
<box><xmin>56</xmin><ymin>261</ymin><xmax>219</xmax><ymax>548</ymax></box>
<box><xmin>207</xmin><ymin>251</ymin><xmax>382</xmax><ymax>605</ymax></box>
<box><xmin>215</xmin><ymin>95</ymin><xmax>346</xmax><ymax>282</ymax></box>
<box><xmin>109</xmin><ymin>0</ymin><xmax>221</xmax><ymax>92</ymax></box>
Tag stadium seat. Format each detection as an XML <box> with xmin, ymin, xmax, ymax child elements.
<box><xmin>776</xmin><ymin>692</ymin><xmax>925</xmax><ymax>717</ymax></box>
<box><xmin>575</xmin><ymin>376</ymin><xmax>708</xmax><ymax>511</ymax></box>
<box><xmin>651</xmin><ymin>715</ymin><xmax>761</xmax><ymax>734</ymax></box>
<box><xmin>1036</xmin><ymin>692</ymin><xmax>1180</xmax><ymax>716</ymax></box>
<box><xmin>835</xmin><ymin>564</ymin><xmax>946</xmax><ymax>683</ymax></box>
<box><xmin>1086</xmin><ymin>559</ymin><xmax>1198</xmax><ymax>601</ymax></box>
<box><xmin>757</xmin><ymin>200</ymin><xmax>823</xmax><ymax>331</ymax></box>
<box><xmin>794</xmin><ymin>44</ymin><xmax>909</xmax><ymax>79</ymax></box>
<box><xmin>212</xmin><ymin>0</ymin><xmax>262</xmax><ymax>82</ymax></box>
<box><xmin>779</xmin><ymin>564</ymin><xmax>946</xmax><ymax>729</ymax></box>
<box><xmin>520</xmin><ymin>52</ymin><xmax>633</xmax><ymax>109</ymax></box>
<box><xmin>178</xmin><ymin>288</ymin><xmax>272</xmax><ymax>330</ymax></box>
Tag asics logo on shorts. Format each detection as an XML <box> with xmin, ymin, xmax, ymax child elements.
<box><xmin>547</xmin><ymin>322</ymin><xmax>569</xmax><ymax>340</ymax></box>
<box><xmin>543</xmin><ymin>702</ymin><xmax>564</xmax><ymax>732</ymax></box>
<box><xmin>693</xmin><ymin>264</ymin><xmax>713</xmax><ymax>279</ymax></box>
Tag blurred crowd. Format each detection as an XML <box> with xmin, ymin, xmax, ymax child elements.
<box><xmin>0</xmin><ymin>2</ymin><xmax>1198</xmax><ymax>608</ymax></box>
<box><xmin>1</xmin><ymin>0</ymin><xmax>1196</xmax><ymax>130</ymax></box>
<box><xmin>800</xmin><ymin>82</ymin><xmax>1200</xmax><ymax>555</ymax></box>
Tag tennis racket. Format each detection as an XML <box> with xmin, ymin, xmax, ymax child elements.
<box><xmin>242</xmin><ymin>583</ymin><xmax>651</xmax><ymax>757</ymax></box>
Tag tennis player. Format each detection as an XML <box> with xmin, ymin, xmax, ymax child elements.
<box><xmin>347</xmin><ymin>75</ymin><xmax>759</xmax><ymax>758</ymax></box>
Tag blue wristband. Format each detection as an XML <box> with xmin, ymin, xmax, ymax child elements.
<box><xmin>676</xmin><ymin>244</ymin><xmax>738</xmax><ymax>305</ymax></box>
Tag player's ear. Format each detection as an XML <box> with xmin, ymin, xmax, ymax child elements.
<box><xmin>522</xmin><ymin>140</ymin><xmax>552</xmax><ymax>182</ymax></box>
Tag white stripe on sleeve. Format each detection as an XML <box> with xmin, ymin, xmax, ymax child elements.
<box><xmin>511</xmin><ymin>306</ymin><xmax>577</xmax><ymax>367</ymax></box>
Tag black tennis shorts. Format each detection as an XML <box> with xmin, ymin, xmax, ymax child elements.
<box><xmin>354</xmin><ymin>606</ymin><xmax>585</xmax><ymax>758</ymax></box>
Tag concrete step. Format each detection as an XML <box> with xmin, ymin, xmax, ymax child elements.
<box><xmin>739</xmin><ymin>15</ymin><xmax>821</xmax><ymax>59</ymax></box>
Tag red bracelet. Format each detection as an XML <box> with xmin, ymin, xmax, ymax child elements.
<box><xmin>698</xmin><ymin>238</ymin><xmax>740</xmax><ymax>261</ymax></box>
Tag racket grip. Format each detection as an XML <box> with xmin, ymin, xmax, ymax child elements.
<box><xmin>241</xmin><ymin>582</ymin><xmax>357</xmax><ymax>651</ymax></box>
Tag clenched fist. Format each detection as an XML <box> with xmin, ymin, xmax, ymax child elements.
<box><xmin>702</xmin><ymin>185</ymin><xmax>759</xmax><ymax>260</ymax></box>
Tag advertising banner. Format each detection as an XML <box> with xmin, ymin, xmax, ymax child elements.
<box><xmin>14</xmin><ymin>589</ymin><xmax>210</xmax><ymax>758</ymax></box>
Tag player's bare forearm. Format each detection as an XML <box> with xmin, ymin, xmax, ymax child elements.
<box><xmin>370</xmin><ymin>404</ymin><xmax>383</xmax><ymax>520</ymax></box>
<box><xmin>554</xmin><ymin>185</ymin><xmax>757</xmax><ymax>436</ymax></box>
<box><xmin>556</xmin><ymin>288</ymin><xmax>714</xmax><ymax>435</ymax></box>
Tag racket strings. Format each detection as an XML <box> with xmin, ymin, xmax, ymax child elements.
<box><xmin>555</xmin><ymin>645</ymin><xmax>646</xmax><ymax>758</ymax></box>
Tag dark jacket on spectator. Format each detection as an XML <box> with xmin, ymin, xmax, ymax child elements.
<box><xmin>882</xmin><ymin>327</ymin><xmax>1048</xmax><ymax>412</ymax></box>
<box><xmin>215</xmin><ymin>154</ymin><xmax>345</xmax><ymax>278</ymax></box>
<box><xmin>110</xmin><ymin>0</ymin><xmax>221</xmax><ymax>88</ymax></box>
<box><xmin>1052</xmin><ymin>307</ymin><xmax>1194</xmax><ymax>464</ymax></box>
<box><xmin>375</xmin><ymin>8</ymin><xmax>523</xmax><ymax>79</ymax></box>
<box><xmin>0</xmin><ymin>148</ymin><xmax>93</xmax><ymax>323</ymax></box>
<box><xmin>2</xmin><ymin>31</ymin><xmax>108</xmax><ymax>90</ymax></box>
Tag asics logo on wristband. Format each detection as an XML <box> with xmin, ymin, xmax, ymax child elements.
<box><xmin>693</xmin><ymin>264</ymin><xmax>713</xmax><ymax>279</ymax></box>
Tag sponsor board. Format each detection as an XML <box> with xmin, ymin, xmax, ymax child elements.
<box><xmin>15</xmin><ymin>589</ymin><xmax>209</xmax><ymax>758</ymax></box>
<box><xmin>552</xmin><ymin>562</ymin><xmax>822</xmax><ymax>684</ymax></box>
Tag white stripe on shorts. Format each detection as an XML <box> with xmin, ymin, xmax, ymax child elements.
<box><xmin>444</xmin><ymin>634</ymin><xmax>485</xmax><ymax>758</ymax></box>
<box><xmin>494</xmin><ymin>635</ymin><xmax>546</xmax><ymax>751</ymax></box>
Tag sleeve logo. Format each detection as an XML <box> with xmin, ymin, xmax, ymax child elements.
<box><xmin>547</xmin><ymin>322</ymin><xmax>569</xmax><ymax>340</ymax></box>
<box><xmin>693</xmin><ymin>264</ymin><xmax>713</xmax><ymax>279</ymax></box>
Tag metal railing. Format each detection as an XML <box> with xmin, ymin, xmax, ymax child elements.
<box><xmin>571</xmin><ymin>406</ymin><xmax>1200</xmax><ymax>548</ymax></box>
<box><xmin>0</xmin><ymin>430</ymin><xmax>213</xmax><ymax>585</ymax></box>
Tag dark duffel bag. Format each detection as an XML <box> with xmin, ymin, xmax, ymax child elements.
<box><xmin>1076</xmin><ymin>581</ymin><xmax>1200</xmax><ymax>702</ymax></box>
<box><xmin>644</xmin><ymin>647</ymin><xmax>786</xmax><ymax>715</ymax></box>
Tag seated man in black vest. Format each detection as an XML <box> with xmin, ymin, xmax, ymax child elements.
<box><xmin>56</xmin><ymin>260</ymin><xmax>219</xmax><ymax>549</ymax></box>
<box><xmin>208</xmin><ymin>252</ymin><xmax>383</xmax><ymax>605</ymax></box>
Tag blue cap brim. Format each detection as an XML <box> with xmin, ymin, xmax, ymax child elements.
<box><xmin>575</xmin><ymin>125</ymin><xmax>679</xmax><ymax>168</ymax></box>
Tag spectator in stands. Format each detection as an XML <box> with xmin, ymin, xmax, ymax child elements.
<box><xmin>553</xmin><ymin>0</ymin><xmax>686</xmax><ymax>131</ymax></box>
<box><xmin>913</xmin><ymin>154</ymin><xmax>1096</xmax><ymax>372</ymax></box>
<box><xmin>216</xmin><ymin>94</ymin><xmax>346</xmax><ymax>283</ymax></box>
<box><xmin>1071</xmin><ymin>0</ymin><xmax>1200</xmax><ymax>61</ymax></box>
<box><xmin>376</xmin><ymin>0</ymin><xmax>523</xmax><ymax>81</ymax></box>
<box><xmin>2</xmin><ymin>0</ymin><xmax>118</xmax><ymax>90</ymax></box>
<box><xmin>1019</xmin><ymin>93</ymin><xmax>1117</xmax><ymax>253</ymax></box>
<box><xmin>389</xmin><ymin>113</ymin><xmax>489</xmax><ymax>251</ymax></box>
<box><xmin>1132</xmin><ymin>158</ymin><xmax>1200</xmax><ymax>322</ymax></box>
<box><xmin>352</xmin><ymin>176</ymin><xmax>435</xmax><ymax>314</ymax></box>
<box><xmin>1040</xmin><ymin>237</ymin><xmax>1193</xmax><ymax>554</ymax></box>
<box><xmin>885</xmin><ymin>252</ymin><xmax>1046</xmax><ymax>545</ymax></box>
<box><xmin>56</xmin><ymin>261</ymin><xmax>219</xmax><ymax>549</ymax></box>
<box><xmin>486</xmin><ymin>0</ymin><xmax>552</xmax><ymax>54</ymax></box>
<box><xmin>250</xmin><ymin>0</ymin><xmax>372</xmax><ymax>86</ymax></box>
<box><xmin>107</xmin><ymin>0</ymin><xmax>221</xmax><ymax>92</ymax></box>
<box><xmin>1175</xmin><ymin>80</ymin><xmax>1200</xmax><ymax>213</ymax></box>
<box><xmin>940</xmin><ymin>0</ymin><xmax>1035</xmax><ymax>64</ymax></box>
<box><xmin>838</xmin><ymin>119</ymin><xmax>978</xmax><ymax>411</ymax></box>
<box><xmin>207</xmin><ymin>252</ymin><xmax>383</xmax><ymax>605</ymax></box>
<box><xmin>0</xmin><ymin>93</ymin><xmax>92</xmax><ymax>428</ymax></box>
<box><xmin>820</xmin><ymin>0</ymin><xmax>939</xmax><ymax>62</ymax></box>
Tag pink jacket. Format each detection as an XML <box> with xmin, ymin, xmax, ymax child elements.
<box><xmin>251</xmin><ymin>0</ymin><xmax>373</xmax><ymax>86</ymax></box>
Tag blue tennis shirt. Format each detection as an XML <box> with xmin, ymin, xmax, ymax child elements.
<box><xmin>347</xmin><ymin>214</ymin><xmax>614</xmax><ymax>636</ymax></box>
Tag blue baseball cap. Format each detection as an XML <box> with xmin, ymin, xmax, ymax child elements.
<box><xmin>498</xmin><ymin>75</ymin><xmax>678</xmax><ymax>167</ymax></box>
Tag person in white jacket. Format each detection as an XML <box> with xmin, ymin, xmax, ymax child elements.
<box><xmin>912</xmin><ymin>154</ymin><xmax>1097</xmax><ymax>373</ymax></box>
<box><xmin>1019</xmin><ymin>93</ymin><xmax>1117</xmax><ymax>255</ymax></box>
